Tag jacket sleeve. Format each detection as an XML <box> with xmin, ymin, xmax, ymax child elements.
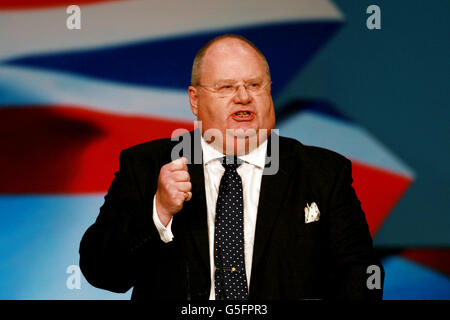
<box><xmin>326</xmin><ymin>158</ymin><xmax>385</xmax><ymax>300</ymax></box>
<box><xmin>79</xmin><ymin>149</ymin><xmax>163</xmax><ymax>293</ymax></box>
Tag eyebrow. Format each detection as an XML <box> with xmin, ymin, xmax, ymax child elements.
<box><xmin>215</xmin><ymin>77</ymin><xmax>264</xmax><ymax>85</ymax></box>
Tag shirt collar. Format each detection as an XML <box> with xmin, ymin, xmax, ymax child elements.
<box><xmin>201</xmin><ymin>136</ymin><xmax>267</xmax><ymax>169</ymax></box>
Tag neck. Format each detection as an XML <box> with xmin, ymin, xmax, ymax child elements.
<box><xmin>202</xmin><ymin>130</ymin><xmax>270</xmax><ymax>156</ymax></box>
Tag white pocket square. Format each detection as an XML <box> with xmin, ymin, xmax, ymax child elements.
<box><xmin>304</xmin><ymin>202</ymin><xmax>320</xmax><ymax>223</ymax></box>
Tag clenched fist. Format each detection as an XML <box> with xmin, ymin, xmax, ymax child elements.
<box><xmin>155</xmin><ymin>157</ymin><xmax>192</xmax><ymax>226</ymax></box>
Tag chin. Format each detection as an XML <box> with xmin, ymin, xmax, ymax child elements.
<box><xmin>226</xmin><ymin>127</ymin><xmax>259</xmax><ymax>138</ymax></box>
<box><xmin>223</xmin><ymin>132</ymin><xmax>263</xmax><ymax>156</ymax></box>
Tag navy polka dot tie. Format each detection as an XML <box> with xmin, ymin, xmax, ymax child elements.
<box><xmin>214</xmin><ymin>156</ymin><xmax>249</xmax><ymax>300</ymax></box>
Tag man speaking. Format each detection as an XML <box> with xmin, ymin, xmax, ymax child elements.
<box><xmin>79</xmin><ymin>34</ymin><xmax>384</xmax><ymax>300</ymax></box>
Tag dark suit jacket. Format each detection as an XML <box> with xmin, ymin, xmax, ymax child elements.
<box><xmin>79</xmin><ymin>130</ymin><xmax>384</xmax><ymax>300</ymax></box>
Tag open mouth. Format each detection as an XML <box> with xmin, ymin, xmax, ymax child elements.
<box><xmin>232</xmin><ymin>111</ymin><xmax>254</xmax><ymax>121</ymax></box>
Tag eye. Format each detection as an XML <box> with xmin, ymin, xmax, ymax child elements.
<box><xmin>248</xmin><ymin>82</ymin><xmax>261</xmax><ymax>90</ymax></box>
<box><xmin>217</xmin><ymin>84</ymin><xmax>235</xmax><ymax>93</ymax></box>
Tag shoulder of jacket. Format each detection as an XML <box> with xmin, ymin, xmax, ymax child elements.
<box><xmin>279</xmin><ymin>135</ymin><xmax>349</xmax><ymax>168</ymax></box>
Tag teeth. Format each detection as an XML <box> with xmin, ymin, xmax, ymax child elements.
<box><xmin>236</xmin><ymin>111</ymin><xmax>250</xmax><ymax>117</ymax></box>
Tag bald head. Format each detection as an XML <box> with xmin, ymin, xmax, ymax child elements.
<box><xmin>191</xmin><ymin>34</ymin><xmax>271</xmax><ymax>86</ymax></box>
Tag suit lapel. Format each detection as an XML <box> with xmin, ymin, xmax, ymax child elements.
<box><xmin>184</xmin><ymin>130</ymin><xmax>210</xmax><ymax>272</ymax></box>
<box><xmin>186</xmin><ymin>161</ymin><xmax>210</xmax><ymax>271</ymax></box>
<box><xmin>250</xmin><ymin>134</ymin><xmax>296</xmax><ymax>277</ymax></box>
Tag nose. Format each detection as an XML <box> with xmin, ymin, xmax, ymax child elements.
<box><xmin>233</xmin><ymin>84</ymin><xmax>252</xmax><ymax>104</ymax></box>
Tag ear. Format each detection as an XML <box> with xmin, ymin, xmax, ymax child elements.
<box><xmin>188</xmin><ymin>86</ymin><xmax>199</xmax><ymax>116</ymax></box>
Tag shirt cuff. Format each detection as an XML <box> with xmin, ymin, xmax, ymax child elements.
<box><xmin>152</xmin><ymin>195</ymin><xmax>174</xmax><ymax>243</ymax></box>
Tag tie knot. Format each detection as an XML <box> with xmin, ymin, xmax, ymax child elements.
<box><xmin>220</xmin><ymin>156</ymin><xmax>243</xmax><ymax>170</ymax></box>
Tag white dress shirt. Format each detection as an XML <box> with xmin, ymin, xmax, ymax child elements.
<box><xmin>153</xmin><ymin>137</ymin><xmax>267</xmax><ymax>300</ymax></box>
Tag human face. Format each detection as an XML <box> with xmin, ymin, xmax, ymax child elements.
<box><xmin>188</xmin><ymin>38</ymin><xmax>276</xmax><ymax>154</ymax></box>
